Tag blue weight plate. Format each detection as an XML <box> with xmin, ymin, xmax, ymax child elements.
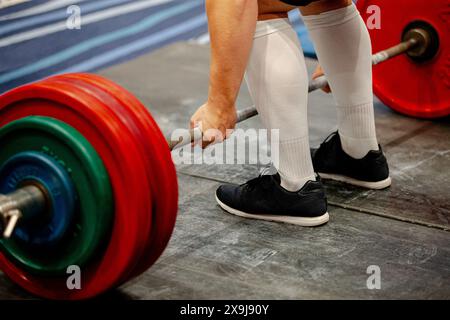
<box><xmin>0</xmin><ymin>151</ymin><xmax>76</xmax><ymax>246</ymax></box>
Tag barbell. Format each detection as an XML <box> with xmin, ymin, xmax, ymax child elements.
<box><xmin>0</xmin><ymin>0</ymin><xmax>448</xmax><ymax>300</ymax></box>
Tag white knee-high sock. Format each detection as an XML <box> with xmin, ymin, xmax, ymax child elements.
<box><xmin>245</xmin><ymin>18</ymin><xmax>315</xmax><ymax>192</ymax></box>
<box><xmin>303</xmin><ymin>4</ymin><xmax>379</xmax><ymax>159</ymax></box>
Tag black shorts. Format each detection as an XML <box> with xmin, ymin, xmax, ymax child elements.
<box><xmin>280</xmin><ymin>0</ymin><xmax>316</xmax><ymax>7</ymax></box>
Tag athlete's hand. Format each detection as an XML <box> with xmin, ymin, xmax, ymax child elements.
<box><xmin>312</xmin><ymin>65</ymin><xmax>331</xmax><ymax>93</ymax></box>
<box><xmin>190</xmin><ymin>102</ymin><xmax>237</xmax><ymax>149</ymax></box>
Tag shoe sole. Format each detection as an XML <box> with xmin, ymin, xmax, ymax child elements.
<box><xmin>215</xmin><ymin>194</ymin><xmax>329</xmax><ymax>227</ymax></box>
<box><xmin>318</xmin><ymin>173</ymin><xmax>392</xmax><ymax>190</ymax></box>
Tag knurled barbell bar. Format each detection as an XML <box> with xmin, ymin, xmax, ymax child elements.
<box><xmin>0</xmin><ymin>0</ymin><xmax>448</xmax><ymax>300</ymax></box>
<box><xmin>168</xmin><ymin>19</ymin><xmax>443</xmax><ymax>150</ymax></box>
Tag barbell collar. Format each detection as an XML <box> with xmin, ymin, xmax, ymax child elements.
<box><xmin>0</xmin><ymin>185</ymin><xmax>47</xmax><ymax>238</ymax></box>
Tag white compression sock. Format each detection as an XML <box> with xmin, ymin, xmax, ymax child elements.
<box><xmin>302</xmin><ymin>4</ymin><xmax>379</xmax><ymax>159</ymax></box>
<box><xmin>245</xmin><ymin>18</ymin><xmax>315</xmax><ymax>192</ymax></box>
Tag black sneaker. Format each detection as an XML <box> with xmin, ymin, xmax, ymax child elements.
<box><xmin>215</xmin><ymin>174</ymin><xmax>329</xmax><ymax>226</ymax></box>
<box><xmin>311</xmin><ymin>132</ymin><xmax>391</xmax><ymax>189</ymax></box>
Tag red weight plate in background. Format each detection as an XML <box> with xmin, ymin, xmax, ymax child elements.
<box><xmin>358</xmin><ymin>0</ymin><xmax>450</xmax><ymax>118</ymax></box>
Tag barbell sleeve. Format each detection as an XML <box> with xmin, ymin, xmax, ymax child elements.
<box><xmin>372</xmin><ymin>37</ymin><xmax>418</xmax><ymax>65</ymax></box>
<box><xmin>0</xmin><ymin>185</ymin><xmax>47</xmax><ymax>238</ymax></box>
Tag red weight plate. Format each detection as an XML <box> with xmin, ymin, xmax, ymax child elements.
<box><xmin>67</xmin><ymin>74</ymin><xmax>178</xmax><ymax>281</ymax></box>
<box><xmin>358</xmin><ymin>0</ymin><xmax>450</xmax><ymax>118</ymax></box>
<box><xmin>45</xmin><ymin>75</ymin><xmax>154</xmax><ymax>283</ymax></box>
<box><xmin>0</xmin><ymin>77</ymin><xmax>152</xmax><ymax>299</ymax></box>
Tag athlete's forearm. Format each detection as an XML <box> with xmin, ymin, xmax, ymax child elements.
<box><xmin>206</xmin><ymin>0</ymin><xmax>258</xmax><ymax>110</ymax></box>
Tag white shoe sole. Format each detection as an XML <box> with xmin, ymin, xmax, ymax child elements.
<box><xmin>319</xmin><ymin>173</ymin><xmax>392</xmax><ymax>190</ymax></box>
<box><xmin>215</xmin><ymin>194</ymin><xmax>329</xmax><ymax>227</ymax></box>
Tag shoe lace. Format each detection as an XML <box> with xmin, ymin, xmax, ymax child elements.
<box><xmin>243</xmin><ymin>176</ymin><xmax>263</xmax><ymax>192</ymax></box>
<box><xmin>243</xmin><ymin>166</ymin><xmax>273</xmax><ymax>192</ymax></box>
<box><xmin>259</xmin><ymin>165</ymin><xmax>274</xmax><ymax>176</ymax></box>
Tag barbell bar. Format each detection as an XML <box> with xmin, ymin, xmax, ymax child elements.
<box><xmin>167</xmin><ymin>24</ymin><xmax>431</xmax><ymax>150</ymax></box>
<box><xmin>0</xmin><ymin>186</ymin><xmax>45</xmax><ymax>238</ymax></box>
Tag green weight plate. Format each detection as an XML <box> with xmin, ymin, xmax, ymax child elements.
<box><xmin>0</xmin><ymin>116</ymin><xmax>113</xmax><ymax>275</ymax></box>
